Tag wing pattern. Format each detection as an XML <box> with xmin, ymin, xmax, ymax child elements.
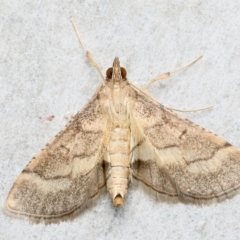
<box><xmin>5</xmin><ymin>89</ymin><xmax>106</xmax><ymax>219</ymax></box>
<box><xmin>131</xmin><ymin>91</ymin><xmax>240</xmax><ymax>202</ymax></box>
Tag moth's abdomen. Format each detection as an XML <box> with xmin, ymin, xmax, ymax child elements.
<box><xmin>105</xmin><ymin>127</ymin><xmax>130</xmax><ymax>206</ymax></box>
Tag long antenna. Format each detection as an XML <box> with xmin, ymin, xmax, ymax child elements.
<box><xmin>71</xmin><ymin>18</ymin><xmax>105</xmax><ymax>85</ymax></box>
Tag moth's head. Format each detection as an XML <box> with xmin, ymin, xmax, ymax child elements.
<box><xmin>106</xmin><ymin>57</ymin><xmax>127</xmax><ymax>82</ymax></box>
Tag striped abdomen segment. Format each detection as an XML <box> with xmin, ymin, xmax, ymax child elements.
<box><xmin>106</xmin><ymin>126</ymin><xmax>130</xmax><ymax>206</ymax></box>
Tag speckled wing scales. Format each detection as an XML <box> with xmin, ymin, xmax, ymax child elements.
<box><xmin>5</xmin><ymin>88</ymin><xmax>106</xmax><ymax>221</ymax></box>
<box><xmin>131</xmin><ymin>90</ymin><xmax>240</xmax><ymax>202</ymax></box>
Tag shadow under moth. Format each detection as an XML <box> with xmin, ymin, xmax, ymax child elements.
<box><xmin>5</xmin><ymin>20</ymin><xmax>240</xmax><ymax>223</ymax></box>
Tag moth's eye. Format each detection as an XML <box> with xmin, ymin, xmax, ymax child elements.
<box><xmin>106</xmin><ymin>68</ymin><xmax>113</xmax><ymax>80</ymax></box>
<box><xmin>121</xmin><ymin>67</ymin><xmax>127</xmax><ymax>79</ymax></box>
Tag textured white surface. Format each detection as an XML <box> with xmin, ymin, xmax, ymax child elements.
<box><xmin>1</xmin><ymin>0</ymin><xmax>240</xmax><ymax>239</ymax></box>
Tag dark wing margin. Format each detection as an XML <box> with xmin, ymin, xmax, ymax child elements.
<box><xmin>5</xmin><ymin>88</ymin><xmax>106</xmax><ymax>222</ymax></box>
<box><xmin>131</xmin><ymin>89</ymin><xmax>240</xmax><ymax>203</ymax></box>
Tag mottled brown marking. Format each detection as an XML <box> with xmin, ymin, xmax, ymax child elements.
<box><xmin>179</xmin><ymin>129</ymin><xmax>187</xmax><ymax>139</ymax></box>
<box><xmin>133</xmin><ymin>89</ymin><xmax>240</xmax><ymax>202</ymax></box>
<box><xmin>5</xmin><ymin>90</ymin><xmax>106</xmax><ymax>220</ymax></box>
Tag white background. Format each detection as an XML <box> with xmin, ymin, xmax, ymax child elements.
<box><xmin>1</xmin><ymin>1</ymin><xmax>240</xmax><ymax>239</ymax></box>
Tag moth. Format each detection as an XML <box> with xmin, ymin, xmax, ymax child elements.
<box><xmin>5</xmin><ymin>21</ymin><xmax>240</xmax><ymax>222</ymax></box>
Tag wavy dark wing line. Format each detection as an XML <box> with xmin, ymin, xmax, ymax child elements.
<box><xmin>131</xmin><ymin>89</ymin><xmax>240</xmax><ymax>202</ymax></box>
<box><xmin>5</xmin><ymin>88</ymin><xmax>107</xmax><ymax>220</ymax></box>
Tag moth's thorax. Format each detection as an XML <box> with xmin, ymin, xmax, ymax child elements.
<box><xmin>100</xmin><ymin>81</ymin><xmax>133</xmax><ymax>115</ymax></box>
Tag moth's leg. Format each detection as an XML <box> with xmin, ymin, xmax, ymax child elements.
<box><xmin>130</xmin><ymin>81</ymin><xmax>212</xmax><ymax>113</ymax></box>
<box><xmin>144</xmin><ymin>56</ymin><xmax>202</xmax><ymax>89</ymax></box>
<box><xmin>71</xmin><ymin>18</ymin><xmax>105</xmax><ymax>85</ymax></box>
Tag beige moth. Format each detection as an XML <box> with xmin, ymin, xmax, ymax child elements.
<box><xmin>5</xmin><ymin>20</ymin><xmax>240</xmax><ymax>223</ymax></box>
